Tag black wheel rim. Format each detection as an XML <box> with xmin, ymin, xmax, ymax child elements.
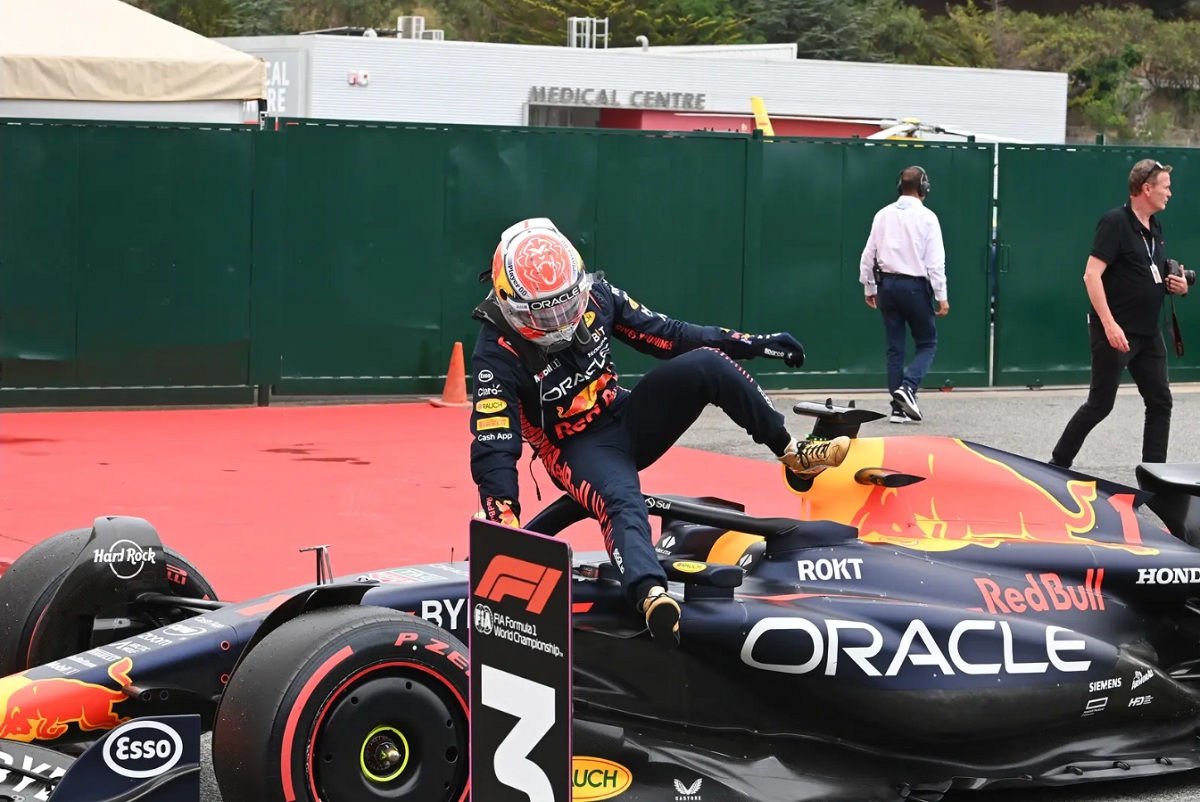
<box><xmin>310</xmin><ymin>663</ymin><xmax>469</xmax><ymax>801</ymax></box>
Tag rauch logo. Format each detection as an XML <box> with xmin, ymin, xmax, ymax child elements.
<box><xmin>572</xmin><ymin>757</ymin><xmax>632</xmax><ymax>801</ymax></box>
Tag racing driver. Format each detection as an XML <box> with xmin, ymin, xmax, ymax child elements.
<box><xmin>469</xmin><ymin>217</ymin><xmax>851</xmax><ymax>648</ymax></box>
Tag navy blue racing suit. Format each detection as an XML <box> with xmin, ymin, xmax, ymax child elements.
<box><xmin>469</xmin><ymin>278</ymin><xmax>799</xmax><ymax>607</ymax></box>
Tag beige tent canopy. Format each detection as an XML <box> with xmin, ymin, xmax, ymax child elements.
<box><xmin>0</xmin><ymin>0</ymin><xmax>265</xmax><ymax>102</ymax></box>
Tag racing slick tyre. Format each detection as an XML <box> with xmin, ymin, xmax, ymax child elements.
<box><xmin>0</xmin><ymin>527</ymin><xmax>218</xmax><ymax>675</ymax></box>
<box><xmin>211</xmin><ymin>604</ymin><xmax>470</xmax><ymax>802</ymax></box>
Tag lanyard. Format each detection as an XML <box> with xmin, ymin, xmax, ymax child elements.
<box><xmin>1142</xmin><ymin>232</ymin><xmax>1165</xmax><ymax>285</ymax></box>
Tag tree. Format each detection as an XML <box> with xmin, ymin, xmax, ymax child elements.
<box><xmin>1002</xmin><ymin>7</ymin><xmax>1156</xmax><ymax>139</ymax></box>
<box><xmin>226</xmin><ymin>0</ymin><xmax>293</xmax><ymax>34</ymax></box>
<box><xmin>860</xmin><ymin>0</ymin><xmax>943</xmax><ymax>64</ymax></box>
<box><xmin>1140</xmin><ymin>18</ymin><xmax>1200</xmax><ymax>90</ymax></box>
<box><xmin>283</xmin><ymin>0</ymin><xmax>401</xmax><ymax>31</ymax></box>
<box><xmin>741</xmin><ymin>0</ymin><xmax>879</xmax><ymax>60</ymax></box>
<box><xmin>1142</xmin><ymin>0</ymin><xmax>1193</xmax><ymax>19</ymax></box>
<box><xmin>479</xmin><ymin>0</ymin><xmax>748</xmax><ymax>47</ymax></box>
<box><xmin>425</xmin><ymin>0</ymin><xmax>502</xmax><ymax>41</ymax></box>
<box><xmin>124</xmin><ymin>0</ymin><xmax>238</xmax><ymax>36</ymax></box>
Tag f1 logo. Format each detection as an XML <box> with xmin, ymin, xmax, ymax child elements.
<box><xmin>473</xmin><ymin>555</ymin><xmax>563</xmax><ymax>615</ymax></box>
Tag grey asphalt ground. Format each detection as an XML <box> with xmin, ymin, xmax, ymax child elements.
<box><xmin>192</xmin><ymin>382</ymin><xmax>1200</xmax><ymax>802</ymax></box>
<box><xmin>676</xmin><ymin>382</ymin><xmax>1200</xmax><ymax>494</ymax></box>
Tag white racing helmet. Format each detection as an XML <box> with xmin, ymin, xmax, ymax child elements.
<box><xmin>490</xmin><ymin>218</ymin><xmax>593</xmax><ymax>351</ymax></box>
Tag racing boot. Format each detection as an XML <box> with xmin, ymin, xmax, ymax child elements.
<box><xmin>640</xmin><ymin>586</ymin><xmax>681</xmax><ymax>649</ymax></box>
<box><xmin>779</xmin><ymin>436</ymin><xmax>851</xmax><ymax>479</ymax></box>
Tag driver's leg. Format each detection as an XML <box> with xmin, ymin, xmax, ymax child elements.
<box><xmin>623</xmin><ymin>347</ymin><xmax>849</xmax><ymax>477</ymax></box>
<box><xmin>537</xmin><ymin>425</ymin><xmax>680</xmax><ymax>647</ymax></box>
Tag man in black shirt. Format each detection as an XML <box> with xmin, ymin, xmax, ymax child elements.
<box><xmin>1050</xmin><ymin>158</ymin><xmax>1189</xmax><ymax>469</ymax></box>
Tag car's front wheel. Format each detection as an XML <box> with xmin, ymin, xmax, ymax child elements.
<box><xmin>211</xmin><ymin>605</ymin><xmax>470</xmax><ymax>802</ymax></box>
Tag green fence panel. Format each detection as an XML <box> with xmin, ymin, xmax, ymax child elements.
<box><xmin>592</xmin><ymin>131</ymin><xmax>749</xmax><ymax>382</ymax></box>
<box><xmin>443</xmin><ymin>126</ymin><xmax>601</xmax><ymax>387</ymax></box>
<box><xmin>752</xmin><ymin>137</ymin><xmax>995</xmax><ymax>392</ymax></box>
<box><xmin>250</xmin><ymin>123</ymin><xmax>287</xmax><ymax>391</ymax></box>
<box><xmin>23</xmin><ymin>117</ymin><xmax>1200</xmax><ymax>407</ymax></box>
<box><xmin>995</xmin><ymin>145</ymin><xmax>1200</xmax><ymax>386</ymax></box>
<box><xmin>0</xmin><ymin>120</ymin><xmax>256</xmax><ymax>405</ymax></box>
<box><xmin>0</xmin><ymin>122</ymin><xmax>81</xmax><ymax>389</ymax></box>
<box><xmin>264</xmin><ymin>122</ymin><xmax>749</xmax><ymax>395</ymax></box>
<box><xmin>264</xmin><ymin>121</ymin><xmax>448</xmax><ymax>395</ymax></box>
<box><xmin>750</xmin><ymin>137</ymin><xmax>847</xmax><ymax>391</ymax></box>
<box><xmin>74</xmin><ymin>124</ymin><xmax>255</xmax><ymax>387</ymax></box>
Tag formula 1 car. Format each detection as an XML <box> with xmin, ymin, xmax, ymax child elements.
<box><xmin>4</xmin><ymin>400</ymin><xmax>1200</xmax><ymax>802</ymax></box>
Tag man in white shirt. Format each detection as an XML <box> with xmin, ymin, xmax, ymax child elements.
<box><xmin>859</xmin><ymin>165</ymin><xmax>950</xmax><ymax>424</ymax></box>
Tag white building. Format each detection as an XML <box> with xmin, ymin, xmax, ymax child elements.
<box><xmin>216</xmin><ymin>29</ymin><xmax>1068</xmax><ymax>143</ymax></box>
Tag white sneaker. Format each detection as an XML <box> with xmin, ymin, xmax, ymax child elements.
<box><xmin>889</xmin><ymin>411</ymin><xmax>915</xmax><ymax>424</ymax></box>
<box><xmin>892</xmin><ymin>387</ymin><xmax>922</xmax><ymax>421</ymax></box>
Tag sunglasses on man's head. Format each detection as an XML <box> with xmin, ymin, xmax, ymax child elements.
<box><xmin>1139</xmin><ymin>161</ymin><xmax>1167</xmax><ymax>185</ymax></box>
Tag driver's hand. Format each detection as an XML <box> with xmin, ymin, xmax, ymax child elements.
<box><xmin>756</xmin><ymin>332</ymin><xmax>805</xmax><ymax>368</ymax></box>
<box><xmin>475</xmin><ymin>499</ymin><xmax>520</xmax><ymax>528</ymax></box>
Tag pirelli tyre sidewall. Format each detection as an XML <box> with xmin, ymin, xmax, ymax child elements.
<box><xmin>0</xmin><ymin>528</ymin><xmax>218</xmax><ymax>675</ymax></box>
<box><xmin>212</xmin><ymin>605</ymin><xmax>470</xmax><ymax>802</ymax></box>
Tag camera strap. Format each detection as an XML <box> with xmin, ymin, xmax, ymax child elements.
<box><xmin>1171</xmin><ymin>298</ymin><xmax>1185</xmax><ymax>357</ymax></box>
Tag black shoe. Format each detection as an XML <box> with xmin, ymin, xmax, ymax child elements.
<box><xmin>892</xmin><ymin>386</ymin><xmax>922</xmax><ymax>421</ymax></box>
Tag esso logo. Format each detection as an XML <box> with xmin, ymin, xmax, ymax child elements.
<box><xmin>102</xmin><ymin>720</ymin><xmax>183</xmax><ymax>779</ymax></box>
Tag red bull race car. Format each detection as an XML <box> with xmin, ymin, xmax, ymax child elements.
<box><xmin>4</xmin><ymin>400</ymin><xmax>1200</xmax><ymax>802</ymax></box>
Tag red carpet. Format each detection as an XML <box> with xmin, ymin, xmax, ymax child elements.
<box><xmin>0</xmin><ymin>403</ymin><xmax>792</xmax><ymax>601</ymax></box>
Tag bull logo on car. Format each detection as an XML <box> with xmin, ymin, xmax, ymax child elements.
<box><xmin>0</xmin><ymin>657</ymin><xmax>134</xmax><ymax>742</ymax></box>
<box><xmin>792</xmin><ymin>436</ymin><xmax>1158</xmax><ymax>555</ymax></box>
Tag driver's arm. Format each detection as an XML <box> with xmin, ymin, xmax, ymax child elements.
<box><xmin>469</xmin><ymin>333</ymin><xmax>524</xmax><ymax>527</ymax></box>
<box><xmin>606</xmin><ymin>280</ymin><xmax>792</xmax><ymax>362</ymax></box>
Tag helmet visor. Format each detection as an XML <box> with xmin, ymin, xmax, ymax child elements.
<box><xmin>505</xmin><ymin>273</ymin><xmax>592</xmax><ymax>335</ymax></box>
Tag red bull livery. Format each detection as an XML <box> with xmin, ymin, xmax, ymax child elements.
<box><xmin>0</xmin><ymin>656</ymin><xmax>133</xmax><ymax>742</ymax></box>
<box><xmin>8</xmin><ymin>401</ymin><xmax>1200</xmax><ymax>802</ymax></box>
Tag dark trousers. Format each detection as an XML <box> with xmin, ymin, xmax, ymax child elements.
<box><xmin>536</xmin><ymin>348</ymin><xmax>792</xmax><ymax>607</ymax></box>
<box><xmin>878</xmin><ymin>276</ymin><xmax>938</xmax><ymax>404</ymax></box>
<box><xmin>1051</xmin><ymin>321</ymin><xmax>1173</xmax><ymax>467</ymax></box>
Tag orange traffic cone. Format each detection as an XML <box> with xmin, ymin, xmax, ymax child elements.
<box><xmin>429</xmin><ymin>341</ymin><xmax>472</xmax><ymax>409</ymax></box>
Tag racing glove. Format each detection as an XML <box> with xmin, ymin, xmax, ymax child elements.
<box><xmin>754</xmin><ymin>332</ymin><xmax>806</xmax><ymax>368</ymax></box>
<box><xmin>476</xmin><ymin>497</ymin><xmax>520</xmax><ymax>528</ymax></box>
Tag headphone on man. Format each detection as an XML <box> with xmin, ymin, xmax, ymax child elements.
<box><xmin>897</xmin><ymin>165</ymin><xmax>931</xmax><ymax>199</ymax></box>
